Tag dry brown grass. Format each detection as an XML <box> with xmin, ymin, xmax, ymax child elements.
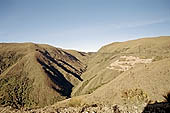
<box><xmin>0</xmin><ymin>43</ymin><xmax>87</xmax><ymax>109</ymax></box>
<box><xmin>72</xmin><ymin>36</ymin><xmax>170</xmax><ymax>107</ymax></box>
<box><xmin>1</xmin><ymin>36</ymin><xmax>170</xmax><ymax>111</ymax></box>
<box><xmin>68</xmin><ymin>98</ymin><xmax>82</xmax><ymax>107</ymax></box>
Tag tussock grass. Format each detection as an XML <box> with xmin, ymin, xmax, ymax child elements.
<box><xmin>68</xmin><ymin>98</ymin><xmax>82</xmax><ymax>107</ymax></box>
<box><xmin>0</xmin><ymin>72</ymin><xmax>35</xmax><ymax>109</ymax></box>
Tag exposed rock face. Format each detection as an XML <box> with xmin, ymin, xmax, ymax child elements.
<box><xmin>0</xmin><ymin>105</ymin><xmax>122</xmax><ymax>113</ymax></box>
<box><xmin>107</xmin><ymin>56</ymin><xmax>152</xmax><ymax>71</ymax></box>
<box><xmin>1</xmin><ymin>103</ymin><xmax>170</xmax><ymax>113</ymax></box>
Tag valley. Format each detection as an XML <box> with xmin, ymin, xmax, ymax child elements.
<box><xmin>0</xmin><ymin>36</ymin><xmax>170</xmax><ymax>113</ymax></box>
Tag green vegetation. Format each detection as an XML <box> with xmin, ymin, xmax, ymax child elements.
<box><xmin>0</xmin><ymin>51</ymin><xmax>23</xmax><ymax>74</ymax></box>
<box><xmin>121</xmin><ymin>89</ymin><xmax>148</xmax><ymax>104</ymax></box>
<box><xmin>0</xmin><ymin>72</ymin><xmax>35</xmax><ymax>109</ymax></box>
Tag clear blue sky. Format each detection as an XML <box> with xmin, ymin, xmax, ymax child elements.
<box><xmin>0</xmin><ymin>0</ymin><xmax>170</xmax><ymax>52</ymax></box>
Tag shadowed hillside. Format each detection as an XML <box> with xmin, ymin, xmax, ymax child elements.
<box><xmin>142</xmin><ymin>92</ymin><xmax>170</xmax><ymax>113</ymax></box>
<box><xmin>0</xmin><ymin>43</ymin><xmax>87</xmax><ymax>108</ymax></box>
<box><xmin>72</xmin><ymin>36</ymin><xmax>170</xmax><ymax>97</ymax></box>
<box><xmin>0</xmin><ymin>36</ymin><xmax>170</xmax><ymax>113</ymax></box>
<box><xmin>61</xmin><ymin>36</ymin><xmax>170</xmax><ymax>113</ymax></box>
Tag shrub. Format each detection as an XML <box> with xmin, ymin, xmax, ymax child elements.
<box><xmin>121</xmin><ymin>88</ymin><xmax>148</xmax><ymax>104</ymax></box>
<box><xmin>0</xmin><ymin>52</ymin><xmax>23</xmax><ymax>74</ymax></box>
<box><xmin>164</xmin><ymin>92</ymin><xmax>170</xmax><ymax>103</ymax></box>
<box><xmin>0</xmin><ymin>72</ymin><xmax>35</xmax><ymax>109</ymax></box>
<box><xmin>68</xmin><ymin>98</ymin><xmax>82</xmax><ymax>107</ymax></box>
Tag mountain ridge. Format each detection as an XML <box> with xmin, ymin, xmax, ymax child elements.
<box><xmin>0</xmin><ymin>36</ymin><xmax>170</xmax><ymax>112</ymax></box>
<box><xmin>0</xmin><ymin>43</ymin><xmax>88</xmax><ymax>108</ymax></box>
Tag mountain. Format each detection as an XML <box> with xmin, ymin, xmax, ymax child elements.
<box><xmin>72</xmin><ymin>36</ymin><xmax>170</xmax><ymax>97</ymax></box>
<box><xmin>0</xmin><ymin>43</ymin><xmax>87</xmax><ymax>108</ymax></box>
<box><xmin>0</xmin><ymin>36</ymin><xmax>170</xmax><ymax>113</ymax></box>
<box><xmin>57</xmin><ymin>36</ymin><xmax>170</xmax><ymax>112</ymax></box>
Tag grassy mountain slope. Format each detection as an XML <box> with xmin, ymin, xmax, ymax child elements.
<box><xmin>72</xmin><ymin>36</ymin><xmax>170</xmax><ymax>104</ymax></box>
<box><xmin>0</xmin><ymin>43</ymin><xmax>87</xmax><ymax>108</ymax></box>
<box><xmin>1</xmin><ymin>36</ymin><xmax>170</xmax><ymax>112</ymax></box>
<box><xmin>72</xmin><ymin>36</ymin><xmax>170</xmax><ymax>96</ymax></box>
<box><xmin>87</xmin><ymin>58</ymin><xmax>170</xmax><ymax>104</ymax></box>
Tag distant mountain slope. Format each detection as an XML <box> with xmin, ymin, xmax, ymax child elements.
<box><xmin>88</xmin><ymin>58</ymin><xmax>170</xmax><ymax>104</ymax></box>
<box><xmin>0</xmin><ymin>43</ymin><xmax>87</xmax><ymax>108</ymax></box>
<box><xmin>72</xmin><ymin>36</ymin><xmax>170</xmax><ymax>104</ymax></box>
<box><xmin>64</xmin><ymin>49</ymin><xmax>90</xmax><ymax>64</ymax></box>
